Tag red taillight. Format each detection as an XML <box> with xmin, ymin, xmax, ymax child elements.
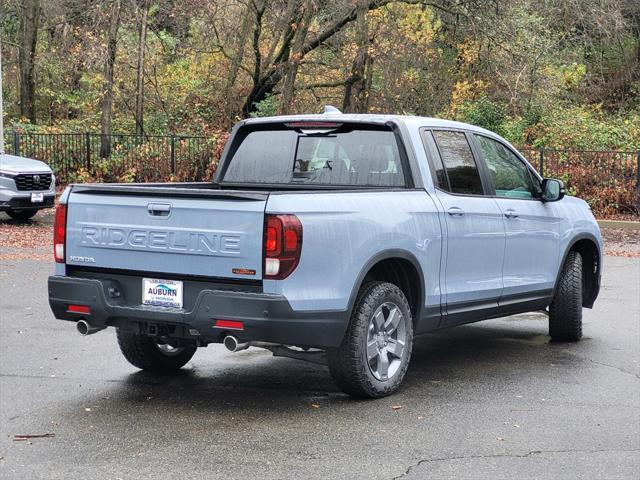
<box><xmin>265</xmin><ymin>224</ymin><xmax>278</xmax><ymax>253</ymax></box>
<box><xmin>53</xmin><ymin>203</ymin><xmax>67</xmax><ymax>263</ymax></box>
<box><xmin>68</xmin><ymin>304</ymin><xmax>90</xmax><ymax>314</ymax></box>
<box><xmin>263</xmin><ymin>214</ymin><xmax>302</xmax><ymax>280</ymax></box>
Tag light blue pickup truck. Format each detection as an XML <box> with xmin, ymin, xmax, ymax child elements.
<box><xmin>48</xmin><ymin>111</ymin><xmax>602</xmax><ymax>398</ymax></box>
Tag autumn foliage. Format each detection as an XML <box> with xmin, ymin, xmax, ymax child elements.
<box><xmin>1</xmin><ymin>0</ymin><xmax>638</xmax><ymax>217</ymax></box>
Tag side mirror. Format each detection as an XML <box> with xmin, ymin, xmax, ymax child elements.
<box><xmin>541</xmin><ymin>178</ymin><xmax>565</xmax><ymax>202</ymax></box>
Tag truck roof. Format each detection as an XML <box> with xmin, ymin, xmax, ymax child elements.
<box><xmin>241</xmin><ymin>112</ymin><xmax>498</xmax><ymax>137</ymax></box>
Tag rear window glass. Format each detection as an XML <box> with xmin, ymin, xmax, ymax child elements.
<box><xmin>222</xmin><ymin>126</ymin><xmax>406</xmax><ymax>187</ymax></box>
<box><xmin>432</xmin><ymin>130</ymin><xmax>484</xmax><ymax>195</ymax></box>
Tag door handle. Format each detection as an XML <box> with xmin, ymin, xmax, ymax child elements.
<box><xmin>504</xmin><ymin>209</ymin><xmax>519</xmax><ymax>219</ymax></box>
<box><xmin>147</xmin><ymin>203</ymin><xmax>171</xmax><ymax>217</ymax></box>
<box><xmin>447</xmin><ymin>207</ymin><xmax>465</xmax><ymax>217</ymax></box>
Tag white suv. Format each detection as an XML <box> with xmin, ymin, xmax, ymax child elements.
<box><xmin>0</xmin><ymin>153</ymin><xmax>56</xmax><ymax>221</ymax></box>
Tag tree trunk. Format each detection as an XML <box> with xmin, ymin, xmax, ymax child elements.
<box><xmin>0</xmin><ymin>41</ymin><xmax>5</xmax><ymax>154</ymax></box>
<box><xmin>134</xmin><ymin>1</ymin><xmax>149</xmax><ymax>137</ymax></box>
<box><xmin>241</xmin><ymin>0</ymin><xmax>268</xmax><ymax>116</ymax></box>
<box><xmin>280</xmin><ymin>1</ymin><xmax>315</xmax><ymax>115</ymax></box>
<box><xmin>100</xmin><ymin>0</ymin><xmax>121</xmax><ymax>158</ymax></box>
<box><xmin>19</xmin><ymin>0</ymin><xmax>40</xmax><ymax>122</ymax></box>
<box><xmin>362</xmin><ymin>54</ymin><xmax>374</xmax><ymax>111</ymax></box>
<box><xmin>224</xmin><ymin>3</ymin><xmax>253</xmax><ymax>109</ymax></box>
<box><xmin>342</xmin><ymin>0</ymin><xmax>369</xmax><ymax>113</ymax></box>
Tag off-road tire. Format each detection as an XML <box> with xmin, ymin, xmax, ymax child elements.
<box><xmin>549</xmin><ymin>250</ymin><xmax>583</xmax><ymax>342</ymax></box>
<box><xmin>327</xmin><ymin>281</ymin><xmax>414</xmax><ymax>398</ymax></box>
<box><xmin>116</xmin><ymin>329</ymin><xmax>197</xmax><ymax>372</ymax></box>
<box><xmin>6</xmin><ymin>209</ymin><xmax>38</xmax><ymax>221</ymax></box>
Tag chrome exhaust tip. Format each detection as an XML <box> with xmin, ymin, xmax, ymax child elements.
<box><xmin>76</xmin><ymin>319</ymin><xmax>105</xmax><ymax>336</ymax></box>
<box><xmin>223</xmin><ymin>335</ymin><xmax>249</xmax><ymax>352</ymax></box>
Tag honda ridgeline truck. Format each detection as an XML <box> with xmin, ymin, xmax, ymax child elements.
<box><xmin>48</xmin><ymin>110</ymin><xmax>602</xmax><ymax>398</ymax></box>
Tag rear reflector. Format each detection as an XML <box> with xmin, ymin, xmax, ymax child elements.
<box><xmin>68</xmin><ymin>304</ymin><xmax>91</xmax><ymax>314</ymax></box>
<box><xmin>214</xmin><ymin>319</ymin><xmax>244</xmax><ymax>330</ymax></box>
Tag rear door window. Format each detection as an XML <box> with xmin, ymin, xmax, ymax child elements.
<box><xmin>432</xmin><ymin>130</ymin><xmax>484</xmax><ymax>195</ymax></box>
<box><xmin>222</xmin><ymin>125</ymin><xmax>406</xmax><ymax>187</ymax></box>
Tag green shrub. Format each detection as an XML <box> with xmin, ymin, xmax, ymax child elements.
<box><xmin>506</xmin><ymin>105</ymin><xmax>640</xmax><ymax>151</ymax></box>
<box><xmin>249</xmin><ymin>94</ymin><xmax>278</xmax><ymax>118</ymax></box>
<box><xmin>455</xmin><ymin>96</ymin><xmax>507</xmax><ymax>135</ymax></box>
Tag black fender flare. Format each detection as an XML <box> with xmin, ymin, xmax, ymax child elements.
<box><xmin>552</xmin><ymin>232</ymin><xmax>602</xmax><ymax>308</ymax></box>
<box><xmin>346</xmin><ymin>249</ymin><xmax>425</xmax><ymax>323</ymax></box>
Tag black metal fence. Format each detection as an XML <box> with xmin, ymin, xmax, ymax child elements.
<box><xmin>3</xmin><ymin>131</ymin><xmax>218</xmax><ymax>184</ymax></box>
<box><xmin>519</xmin><ymin>148</ymin><xmax>639</xmax><ymax>216</ymax></box>
<box><xmin>2</xmin><ymin>131</ymin><xmax>639</xmax><ymax>216</ymax></box>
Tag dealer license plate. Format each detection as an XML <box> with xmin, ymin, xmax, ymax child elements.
<box><xmin>31</xmin><ymin>193</ymin><xmax>44</xmax><ymax>203</ymax></box>
<box><xmin>142</xmin><ymin>278</ymin><xmax>183</xmax><ymax>308</ymax></box>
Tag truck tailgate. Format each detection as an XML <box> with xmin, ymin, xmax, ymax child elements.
<box><xmin>65</xmin><ymin>189</ymin><xmax>266</xmax><ymax>280</ymax></box>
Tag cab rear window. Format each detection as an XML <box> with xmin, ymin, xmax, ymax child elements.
<box><xmin>222</xmin><ymin>125</ymin><xmax>406</xmax><ymax>187</ymax></box>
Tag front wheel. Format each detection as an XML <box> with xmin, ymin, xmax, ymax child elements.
<box><xmin>327</xmin><ymin>281</ymin><xmax>413</xmax><ymax>398</ymax></box>
<box><xmin>6</xmin><ymin>209</ymin><xmax>38</xmax><ymax>221</ymax></box>
<box><xmin>116</xmin><ymin>329</ymin><xmax>197</xmax><ymax>372</ymax></box>
<box><xmin>549</xmin><ymin>250</ymin><xmax>583</xmax><ymax>342</ymax></box>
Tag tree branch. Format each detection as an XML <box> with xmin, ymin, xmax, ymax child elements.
<box><xmin>301</xmin><ymin>0</ymin><xmax>469</xmax><ymax>56</ymax></box>
<box><xmin>295</xmin><ymin>78</ymin><xmax>356</xmax><ymax>90</ymax></box>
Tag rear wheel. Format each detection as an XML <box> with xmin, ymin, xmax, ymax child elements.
<box><xmin>549</xmin><ymin>250</ymin><xmax>583</xmax><ymax>342</ymax></box>
<box><xmin>6</xmin><ymin>209</ymin><xmax>37</xmax><ymax>221</ymax></box>
<box><xmin>116</xmin><ymin>329</ymin><xmax>197</xmax><ymax>372</ymax></box>
<box><xmin>327</xmin><ymin>281</ymin><xmax>413</xmax><ymax>398</ymax></box>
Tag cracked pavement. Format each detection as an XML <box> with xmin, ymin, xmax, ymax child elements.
<box><xmin>0</xmin><ymin>246</ymin><xmax>638</xmax><ymax>479</ymax></box>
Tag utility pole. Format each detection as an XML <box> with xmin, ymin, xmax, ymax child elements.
<box><xmin>0</xmin><ymin>39</ymin><xmax>5</xmax><ymax>154</ymax></box>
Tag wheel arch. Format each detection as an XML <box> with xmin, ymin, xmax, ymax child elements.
<box><xmin>554</xmin><ymin>233</ymin><xmax>602</xmax><ymax>308</ymax></box>
<box><xmin>347</xmin><ymin>249</ymin><xmax>425</xmax><ymax>328</ymax></box>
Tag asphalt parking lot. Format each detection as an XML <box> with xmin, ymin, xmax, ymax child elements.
<box><xmin>0</xmin><ymin>214</ymin><xmax>639</xmax><ymax>479</ymax></box>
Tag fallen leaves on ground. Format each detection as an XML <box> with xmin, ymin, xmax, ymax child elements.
<box><xmin>601</xmin><ymin>227</ymin><xmax>639</xmax><ymax>257</ymax></box>
<box><xmin>605</xmin><ymin>247</ymin><xmax>640</xmax><ymax>258</ymax></box>
<box><xmin>0</xmin><ymin>211</ymin><xmax>52</xmax><ymax>261</ymax></box>
<box><xmin>0</xmin><ymin>221</ymin><xmax>51</xmax><ymax>249</ymax></box>
<box><xmin>0</xmin><ymin>252</ymin><xmax>50</xmax><ymax>261</ymax></box>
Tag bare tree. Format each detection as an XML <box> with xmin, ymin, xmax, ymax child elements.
<box><xmin>19</xmin><ymin>0</ymin><xmax>40</xmax><ymax>122</ymax></box>
<box><xmin>280</xmin><ymin>0</ymin><xmax>316</xmax><ymax>114</ymax></box>
<box><xmin>100</xmin><ymin>0</ymin><xmax>122</xmax><ymax>158</ymax></box>
<box><xmin>135</xmin><ymin>0</ymin><xmax>150</xmax><ymax>136</ymax></box>
<box><xmin>1</xmin><ymin>40</ymin><xmax>5</xmax><ymax>153</ymax></box>
<box><xmin>224</xmin><ymin>1</ymin><xmax>254</xmax><ymax>103</ymax></box>
<box><xmin>342</xmin><ymin>0</ymin><xmax>371</xmax><ymax>112</ymax></box>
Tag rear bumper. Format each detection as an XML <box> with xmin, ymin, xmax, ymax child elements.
<box><xmin>48</xmin><ymin>275</ymin><xmax>348</xmax><ymax>348</ymax></box>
